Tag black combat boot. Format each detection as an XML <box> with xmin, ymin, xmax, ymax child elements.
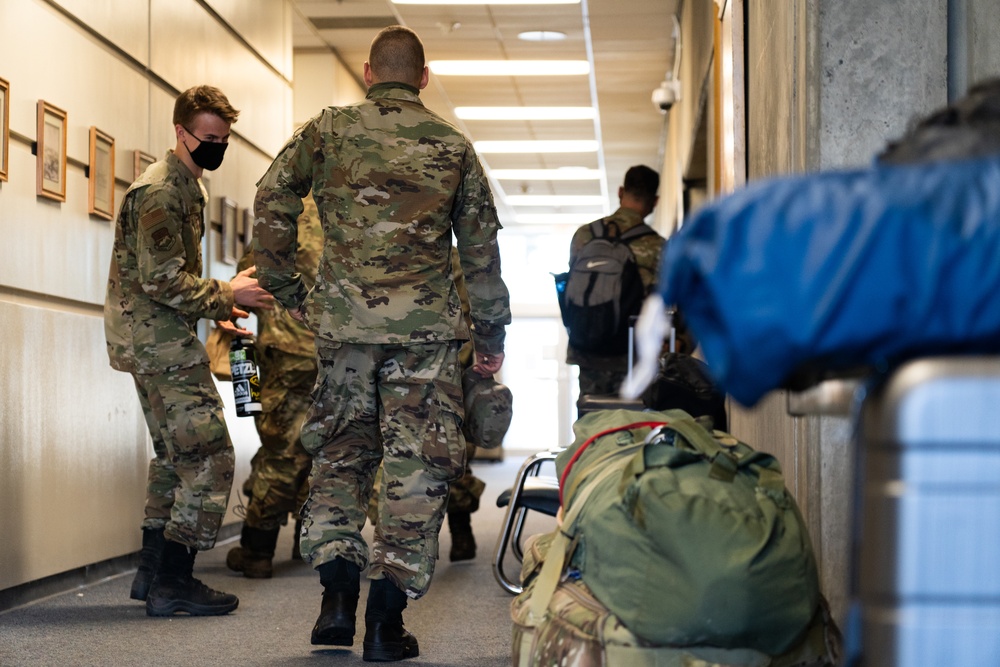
<box><xmin>146</xmin><ymin>540</ymin><xmax>239</xmax><ymax>617</ymax></box>
<box><xmin>311</xmin><ymin>558</ymin><xmax>362</xmax><ymax>645</ymax></box>
<box><xmin>362</xmin><ymin>577</ymin><xmax>419</xmax><ymax>662</ymax></box>
<box><xmin>447</xmin><ymin>511</ymin><xmax>476</xmax><ymax>562</ymax></box>
<box><xmin>130</xmin><ymin>526</ymin><xmax>166</xmax><ymax>601</ymax></box>
<box><xmin>226</xmin><ymin>525</ymin><xmax>279</xmax><ymax>578</ymax></box>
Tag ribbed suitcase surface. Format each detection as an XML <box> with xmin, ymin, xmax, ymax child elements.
<box><xmin>856</xmin><ymin>357</ymin><xmax>1000</xmax><ymax>665</ymax></box>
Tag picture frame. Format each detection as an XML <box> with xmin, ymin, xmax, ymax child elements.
<box><xmin>133</xmin><ymin>149</ymin><xmax>155</xmax><ymax>181</ymax></box>
<box><xmin>88</xmin><ymin>126</ymin><xmax>115</xmax><ymax>220</ymax></box>
<box><xmin>0</xmin><ymin>77</ymin><xmax>9</xmax><ymax>182</ymax></box>
<box><xmin>36</xmin><ymin>100</ymin><xmax>67</xmax><ymax>202</ymax></box>
<box><xmin>221</xmin><ymin>197</ymin><xmax>238</xmax><ymax>265</ymax></box>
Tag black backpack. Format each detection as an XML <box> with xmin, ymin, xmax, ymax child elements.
<box><xmin>555</xmin><ymin>219</ymin><xmax>657</xmax><ymax>355</ymax></box>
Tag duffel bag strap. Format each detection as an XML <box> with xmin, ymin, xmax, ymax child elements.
<box><xmin>656</xmin><ymin>417</ymin><xmax>787</xmax><ymax>488</ymax></box>
<box><xmin>558</xmin><ymin>421</ymin><xmax>668</xmax><ymax>505</ymax></box>
<box><xmin>657</xmin><ymin>415</ymin><xmax>727</xmax><ymax>459</ymax></box>
<box><xmin>528</xmin><ymin>461</ymin><xmax>625</xmax><ymax>624</ymax></box>
<box><xmin>561</xmin><ymin>440</ymin><xmax>647</xmax><ymax>510</ymax></box>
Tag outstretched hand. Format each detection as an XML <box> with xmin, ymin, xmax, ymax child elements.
<box><xmin>217</xmin><ymin>315</ymin><xmax>252</xmax><ymax>337</ymax></box>
<box><xmin>231</xmin><ymin>266</ymin><xmax>275</xmax><ymax>310</ymax></box>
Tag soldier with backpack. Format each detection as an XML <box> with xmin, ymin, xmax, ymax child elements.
<box><xmin>562</xmin><ymin>165</ymin><xmax>665</xmax><ymax>410</ymax></box>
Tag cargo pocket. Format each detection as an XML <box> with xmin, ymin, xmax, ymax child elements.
<box><xmin>300</xmin><ymin>372</ymin><xmax>331</xmax><ymax>456</ymax></box>
<box><xmin>164</xmin><ymin>388</ymin><xmax>228</xmax><ymax>460</ymax></box>
<box><xmin>421</xmin><ymin>381</ymin><xmax>467</xmax><ymax>482</ymax></box>
<box><xmin>202</xmin><ymin>491</ymin><xmax>229</xmax><ymax>516</ymax></box>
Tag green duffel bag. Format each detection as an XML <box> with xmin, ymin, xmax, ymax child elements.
<box><xmin>530</xmin><ymin>408</ymin><xmax>822</xmax><ymax>656</ymax></box>
<box><xmin>515</xmin><ymin>533</ymin><xmax>840</xmax><ymax>667</ymax></box>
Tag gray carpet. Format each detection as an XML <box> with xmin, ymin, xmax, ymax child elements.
<box><xmin>0</xmin><ymin>455</ymin><xmax>559</xmax><ymax>667</ymax></box>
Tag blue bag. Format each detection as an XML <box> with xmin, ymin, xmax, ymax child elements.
<box><xmin>658</xmin><ymin>155</ymin><xmax>1000</xmax><ymax>406</ymax></box>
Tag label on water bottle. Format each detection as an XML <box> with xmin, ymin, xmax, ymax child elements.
<box><xmin>230</xmin><ymin>338</ymin><xmax>262</xmax><ymax>417</ymax></box>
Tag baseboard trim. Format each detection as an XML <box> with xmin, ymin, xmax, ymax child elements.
<box><xmin>0</xmin><ymin>522</ymin><xmax>242</xmax><ymax>613</ymax></box>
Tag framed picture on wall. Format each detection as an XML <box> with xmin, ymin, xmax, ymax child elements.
<box><xmin>36</xmin><ymin>100</ymin><xmax>67</xmax><ymax>202</ymax></box>
<box><xmin>133</xmin><ymin>149</ymin><xmax>155</xmax><ymax>181</ymax></box>
<box><xmin>221</xmin><ymin>197</ymin><xmax>238</xmax><ymax>265</ymax></box>
<box><xmin>0</xmin><ymin>77</ymin><xmax>9</xmax><ymax>182</ymax></box>
<box><xmin>88</xmin><ymin>127</ymin><xmax>115</xmax><ymax>220</ymax></box>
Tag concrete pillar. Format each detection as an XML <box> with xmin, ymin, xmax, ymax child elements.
<box><xmin>738</xmin><ymin>0</ymin><xmax>948</xmax><ymax>628</ymax></box>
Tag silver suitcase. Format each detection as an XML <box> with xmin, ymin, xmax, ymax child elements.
<box><xmin>854</xmin><ymin>357</ymin><xmax>1000</xmax><ymax>665</ymax></box>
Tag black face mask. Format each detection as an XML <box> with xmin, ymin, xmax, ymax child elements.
<box><xmin>183</xmin><ymin>129</ymin><xmax>228</xmax><ymax>171</ymax></box>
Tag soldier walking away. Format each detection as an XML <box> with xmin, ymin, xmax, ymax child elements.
<box><xmin>227</xmin><ymin>195</ymin><xmax>323</xmax><ymax>578</ymax></box>
<box><xmin>565</xmin><ymin>166</ymin><xmax>665</xmax><ymax>411</ymax></box>
<box><xmin>104</xmin><ymin>85</ymin><xmax>273</xmax><ymax>617</ymax></box>
<box><xmin>254</xmin><ymin>26</ymin><xmax>510</xmax><ymax>662</ymax></box>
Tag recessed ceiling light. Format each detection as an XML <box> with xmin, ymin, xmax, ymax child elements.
<box><xmin>429</xmin><ymin>60</ymin><xmax>590</xmax><ymax>76</ymax></box>
<box><xmin>474</xmin><ymin>140</ymin><xmax>598</xmax><ymax>153</ymax></box>
<box><xmin>490</xmin><ymin>168</ymin><xmax>600</xmax><ymax>180</ymax></box>
<box><xmin>506</xmin><ymin>195</ymin><xmax>606</xmax><ymax>207</ymax></box>
<box><xmin>455</xmin><ymin>106</ymin><xmax>595</xmax><ymax>120</ymax></box>
<box><xmin>394</xmin><ymin>0</ymin><xmax>578</xmax><ymax>5</ymax></box>
<box><xmin>518</xmin><ymin>30</ymin><xmax>568</xmax><ymax>42</ymax></box>
<box><xmin>515</xmin><ymin>213</ymin><xmax>599</xmax><ymax>225</ymax></box>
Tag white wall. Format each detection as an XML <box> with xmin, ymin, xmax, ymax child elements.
<box><xmin>0</xmin><ymin>0</ymin><xmax>292</xmax><ymax>592</ymax></box>
<box><xmin>293</xmin><ymin>50</ymin><xmax>366</xmax><ymax>131</ymax></box>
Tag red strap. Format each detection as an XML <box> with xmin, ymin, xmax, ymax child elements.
<box><xmin>558</xmin><ymin>421</ymin><xmax>668</xmax><ymax>506</ymax></box>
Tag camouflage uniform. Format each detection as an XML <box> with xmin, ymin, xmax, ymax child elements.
<box><xmin>565</xmin><ymin>207</ymin><xmax>665</xmax><ymax>397</ymax></box>
<box><xmin>254</xmin><ymin>81</ymin><xmax>511</xmax><ymax>598</ymax></box>
<box><xmin>238</xmin><ymin>196</ymin><xmax>323</xmax><ymax>532</ymax></box>
<box><xmin>105</xmin><ymin>150</ymin><xmax>236</xmax><ymax>551</ymax></box>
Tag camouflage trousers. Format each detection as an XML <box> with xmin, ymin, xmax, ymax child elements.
<box><xmin>132</xmin><ymin>364</ymin><xmax>234</xmax><ymax>551</ymax></box>
<box><xmin>578</xmin><ymin>366</ymin><xmax>627</xmax><ymax>398</ymax></box>
<box><xmin>300</xmin><ymin>340</ymin><xmax>466</xmax><ymax>599</ymax></box>
<box><xmin>242</xmin><ymin>348</ymin><xmax>316</xmax><ymax>531</ymax></box>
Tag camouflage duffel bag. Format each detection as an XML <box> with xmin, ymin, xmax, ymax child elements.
<box><xmin>511</xmin><ymin>533</ymin><xmax>841</xmax><ymax>667</ymax></box>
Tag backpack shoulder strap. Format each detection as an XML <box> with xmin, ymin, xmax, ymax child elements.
<box><xmin>588</xmin><ymin>219</ymin><xmax>606</xmax><ymax>239</ymax></box>
<box><xmin>620</xmin><ymin>222</ymin><xmax>658</xmax><ymax>244</ymax></box>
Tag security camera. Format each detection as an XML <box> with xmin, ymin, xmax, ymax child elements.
<box><xmin>652</xmin><ymin>79</ymin><xmax>681</xmax><ymax>113</ymax></box>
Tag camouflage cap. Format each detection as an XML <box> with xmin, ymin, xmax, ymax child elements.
<box><xmin>462</xmin><ymin>366</ymin><xmax>513</xmax><ymax>450</ymax></box>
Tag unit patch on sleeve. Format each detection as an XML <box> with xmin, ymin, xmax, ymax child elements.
<box><xmin>141</xmin><ymin>208</ymin><xmax>168</xmax><ymax>229</ymax></box>
<box><xmin>151</xmin><ymin>226</ymin><xmax>175</xmax><ymax>252</ymax></box>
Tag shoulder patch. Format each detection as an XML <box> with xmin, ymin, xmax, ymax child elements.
<box><xmin>141</xmin><ymin>208</ymin><xmax>168</xmax><ymax>229</ymax></box>
<box><xmin>151</xmin><ymin>227</ymin><xmax>175</xmax><ymax>253</ymax></box>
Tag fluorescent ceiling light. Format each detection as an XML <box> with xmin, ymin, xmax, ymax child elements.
<box><xmin>429</xmin><ymin>60</ymin><xmax>589</xmax><ymax>76</ymax></box>
<box><xmin>455</xmin><ymin>106</ymin><xmax>595</xmax><ymax>121</ymax></box>
<box><xmin>518</xmin><ymin>30</ymin><xmax>568</xmax><ymax>41</ymax></box>
<box><xmin>515</xmin><ymin>213</ymin><xmax>598</xmax><ymax>225</ymax></box>
<box><xmin>490</xmin><ymin>168</ymin><xmax>600</xmax><ymax>180</ymax></box>
<box><xmin>506</xmin><ymin>195</ymin><xmax>606</xmax><ymax>207</ymax></box>
<box><xmin>475</xmin><ymin>140</ymin><xmax>598</xmax><ymax>153</ymax></box>
<box><xmin>394</xmin><ymin>0</ymin><xmax>578</xmax><ymax>4</ymax></box>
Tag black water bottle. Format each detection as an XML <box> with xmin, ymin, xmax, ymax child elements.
<box><xmin>229</xmin><ymin>336</ymin><xmax>262</xmax><ymax>417</ymax></box>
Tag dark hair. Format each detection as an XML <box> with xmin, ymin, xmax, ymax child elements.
<box><xmin>369</xmin><ymin>25</ymin><xmax>425</xmax><ymax>86</ymax></box>
<box><xmin>622</xmin><ymin>165</ymin><xmax>660</xmax><ymax>204</ymax></box>
<box><xmin>878</xmin><ymin>77</ymin><xmax>1000</xmax><ymax>165</ymax></box>
<box><xmin>173</xmin><ymin>85</ymin><xmax>240</xmax><ymax>128</ymax></box>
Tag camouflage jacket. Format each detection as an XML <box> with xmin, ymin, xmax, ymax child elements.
<box><xmin>253</xmin><ymin>82</ymin><xmax>510</xmax><ymax>355</ymax></box>
<box><xmin>566</xmin><ymin>206</ymin><xmax>665</xmax><ymax>367</ymax></box>
<box><xmin>238</xmin><ymin>195</ymin><xmax>322</xmax><ymax>359</ymax></box>
<box><xmin>104</xmin><ymin>151</ymin><xmax>234</xmax><ymax>374</ymax></box>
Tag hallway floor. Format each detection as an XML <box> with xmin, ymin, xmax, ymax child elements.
<box><xmin>0</xmin><ymin>455</ymin><xmax>555</xmax><ymax>667</ymax></box>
